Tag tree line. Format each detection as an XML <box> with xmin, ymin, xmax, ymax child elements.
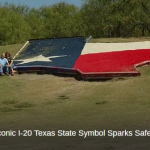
<box><xmin>0</xmin><ymin>0</ymin><xmax>150</xmax><ymax>45</ymax></box>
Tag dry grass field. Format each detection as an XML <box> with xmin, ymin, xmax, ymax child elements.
<box><xmin>1</xmin><ymin>38</ymin><xmax>150</xmax><ymax>149</ymax></box>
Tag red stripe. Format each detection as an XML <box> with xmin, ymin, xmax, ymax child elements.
<box><xmin>74</xmin><ymin>49</ymin><xmax>150</xmax><ymax>73</ymax></box>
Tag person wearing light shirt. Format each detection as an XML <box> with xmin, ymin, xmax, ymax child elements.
<box><xmin>0</xmin><ymin>54</ymin><xmax>9</xmax><ymax>76</ymax></box>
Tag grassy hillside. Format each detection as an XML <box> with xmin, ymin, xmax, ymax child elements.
<box><xmin>0</xmin><ymin>44</ymin><xmax>23</xmax><ymax>57</ymax></box>
<box><xmin>1</xmin><ymin>39</ymin><xmax>150</xmax><ymax>150</ymax></box>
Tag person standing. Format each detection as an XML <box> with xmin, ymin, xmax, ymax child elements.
<box><xmin>0</xmin><ymin>54</ymin><xmax>9</xmax><ymax>76</ymax></box>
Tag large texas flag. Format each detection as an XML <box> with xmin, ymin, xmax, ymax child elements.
<box><xmin>14</xmin><ymin>37</ymin><xmax>150</xmax><ymax>78</ymax></box>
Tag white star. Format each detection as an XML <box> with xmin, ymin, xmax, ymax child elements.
<box><xmin>15</xmin><ymin>55</ymin><xmax>67</xmax><ymax>65</ymax></box>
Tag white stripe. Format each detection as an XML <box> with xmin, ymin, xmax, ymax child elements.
<box><xmin>81</xmin><ymin>41</ymin><xmax>150</xmax><ymax>55</ymax></box>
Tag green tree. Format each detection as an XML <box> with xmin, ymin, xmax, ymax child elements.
<box><xmin>108</xmin><ymin>0</ymin><xmax>150</xmax><ymax>37</ymax></box>
<box><xmin>81</xmin><ymin>0</ymin><xmax>114</xmax><ymax>37</ymax></box>
<box><xmin>40</xmin><ymin>2</ymin><xmax>83</xmax><ymax>37</ymax></box>
<box><xmin>0</xmin><ymin>7</ymin><xmax>31</xmax><ymax>45</ymax></box>
<box><xmin>25</xmin><ymin>8</ymin><xmax>45</xmax><ymax>39</ymax></box>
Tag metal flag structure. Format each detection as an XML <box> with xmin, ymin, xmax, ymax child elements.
<box><xmin>14</xmin><ymin>37</ymin><xmax>150</xmax><ymax>80</ymax></box>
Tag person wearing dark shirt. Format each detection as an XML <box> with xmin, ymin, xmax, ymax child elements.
<box><xmin>5</xmin><ymin>52</ymin><xmax>14</xmax><ymax>76</ymax></box>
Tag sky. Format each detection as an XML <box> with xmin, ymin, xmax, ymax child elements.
<box><xmin>0</xmin><ymin>0</ymin><xmax>84</xmax><ymax>8</ymax></box>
